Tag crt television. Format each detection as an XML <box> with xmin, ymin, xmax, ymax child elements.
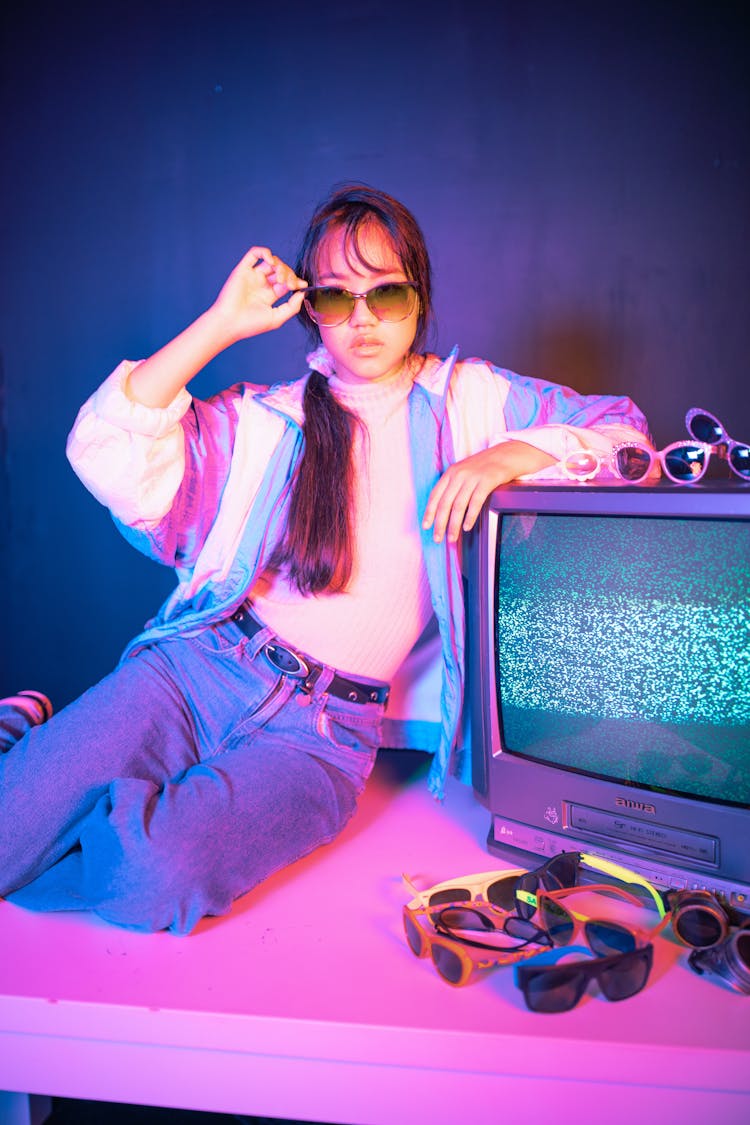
<box><xmin>464</xmin><ymin>480</ymin><xmax>750</xmax><ymax>911</ymax></box>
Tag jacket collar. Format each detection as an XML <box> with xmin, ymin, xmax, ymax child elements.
<box><xmin>255</xmin><ymin>347</ymin><xmax>460</xmax><ymax>426</ymax></box>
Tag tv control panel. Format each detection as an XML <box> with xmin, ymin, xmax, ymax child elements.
<box><xmin>488</xmin><ymin>813</ymin><xmax>750</xmax><ymax>916</ymax></box>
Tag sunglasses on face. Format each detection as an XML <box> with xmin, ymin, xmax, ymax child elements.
<box><xmin>302</xmin><ymin>281</ymin><xmax>419</xmax><ymax>327</ymax></box>
<box><xmin>404</xmin><ymin>851</ymin><xmax>666</xmax><ymax>919</ymax></box>
<box><xmin>515</xmin><ymin>941</ymin><xmax>655</xmax><ymax>1013</ymax></box>
<box><xmin>402</xmin><ymin>901</ymin><xmax>547</xmax><ymax>987</ymax></box>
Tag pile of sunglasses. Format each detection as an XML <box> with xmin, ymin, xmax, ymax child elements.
<box><xmin>560</xmin><ymin>407</ymin><xmax>750</xmax><ymax>484</ymax></box>
<box><xmin>402</xmin><ymin>851</ymin><xmax>750</xmax><ymax>1012</ymax></box>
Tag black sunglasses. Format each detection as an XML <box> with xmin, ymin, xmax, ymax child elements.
<box><xmin>515</xmin><ymin>942</ymin><xmax>654</xmax><ymax>1013</ymax></box>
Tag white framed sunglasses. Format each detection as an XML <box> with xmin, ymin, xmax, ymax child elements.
<box><xmin>562</xmin><ymin>407</ymin><xmax>750</xmax><ymax>484</ymax></box>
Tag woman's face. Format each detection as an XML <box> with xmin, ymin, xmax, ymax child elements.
<box><xmin>313</xmin><ymin>222</ymin><xmax>419</xmax><ymax>385</ymax></box>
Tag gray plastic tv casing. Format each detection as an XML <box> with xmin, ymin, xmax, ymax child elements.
<box><xmin>464</xmin><ymin>479</ymin><xmax>750</xmax><ymax>912</ymax></box>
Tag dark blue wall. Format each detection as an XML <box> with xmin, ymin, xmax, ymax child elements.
<box><xmin>1</xmin><ymin>1</ymin><xmax>748</xmax><ymax>705</ymax></box>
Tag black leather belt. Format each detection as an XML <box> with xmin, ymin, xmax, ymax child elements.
<box><xmin>231</xmin><ymin>605</ymin><xmax>390</xmax><ymax>706</ymax></box>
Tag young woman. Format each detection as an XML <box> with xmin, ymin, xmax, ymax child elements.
<box><xmin>0</xmin><ymin>185</ymin><xmax>649</xmax><ymax>933</ymax></box>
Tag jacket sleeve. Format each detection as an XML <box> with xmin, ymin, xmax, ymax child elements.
<box><xmin>66</xmin><ymin>360</ymin><xmax>247</xmax><ymax>568</ymax></box>
<box><xmin>450</xmin><ymin>359</ymin><xmax>652</xmax><ymax>478</ymax></box>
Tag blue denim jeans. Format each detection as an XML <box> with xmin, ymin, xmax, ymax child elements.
<box><xmin>0</xmin><ymin>616</ymin><xmax>386</xmax><ymax>933</ymax></box>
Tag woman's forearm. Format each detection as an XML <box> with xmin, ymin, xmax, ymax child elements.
<box><xmin>125</xmin><ymin>305</ymin><xmax>236</xmax><ymax>409</ymax></box>
<box><xmin>124</xmin><ymin>247</ymin><xmax>307</xmax><ymax>409</ymax></box>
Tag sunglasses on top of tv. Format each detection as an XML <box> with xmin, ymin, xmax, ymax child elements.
<box><xmin>561</xmin><ymin>407</ymin><xmax>750</xmax><ymax>484</ymax></box>
<box><xmin>404</xmin><ymin>850</ymin><xmax>666</xmax><ymax>919</ymax></box>
<box><xmin>302</xmin><ymin>281</ymin><xmax>419</xmax><ymax>327</ymax></box>
<box><xmin>688</xmin><ymin>928</ymin><xmax>750</xmax><ymax>997</ymax></box>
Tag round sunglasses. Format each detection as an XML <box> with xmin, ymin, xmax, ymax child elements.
<box><xmin>686</xmin><ymin>407</ymin><xmax>750</xmax><ymax>478</ymax></box>
<box><xmin>668</xmin><ymin>888</ymin><xmax>750</xmax><ymax>950</ymax></box>
<box><xmin>689</xmin><ymin>928</ymin><xmax>750</xmax><ymax>996</ymax></box>
<box><xmin>302</xmin><ymin>281</ymin><xmax>419</xmax><ymax>327</ymax></box>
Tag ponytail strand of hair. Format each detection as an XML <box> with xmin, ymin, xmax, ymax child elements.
<box><xmin>268</xmin><ymin>369</ymin><xmax>358</xmax><ymax>594</ymax></box>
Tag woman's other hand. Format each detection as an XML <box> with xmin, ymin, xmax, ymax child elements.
<box><xmin>422</xmin><ymin>441</ymin><xmax>555</xmax><ymax>544</ymax></box>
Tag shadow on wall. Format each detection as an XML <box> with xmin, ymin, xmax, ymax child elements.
<box><xmin>524</xmin><ymin>318</ymin><xmax>630</xmax><ymax>400</ymax></box>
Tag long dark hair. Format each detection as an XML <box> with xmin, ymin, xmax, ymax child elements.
<box><xmin>269</xmin><ymin>184</ymin><xmax>434</xmax><ymax>595</ymax></box>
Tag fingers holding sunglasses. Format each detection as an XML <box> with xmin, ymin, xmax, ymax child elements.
<box><xmin>212</xmin><ymin>246</ymin><xmax>307</xmax><ymax>340</ymax></box>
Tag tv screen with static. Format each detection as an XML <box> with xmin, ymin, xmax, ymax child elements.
<box><xmin>495</xmin><ymin>513</ymin><xmax>750</xmax><ymax>807</ymax></box>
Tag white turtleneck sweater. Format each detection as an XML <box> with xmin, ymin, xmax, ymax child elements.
<box><xmin>249</xmin><ymin>365</ymin><xmax>434</xmax><ymax>681</ymax></box>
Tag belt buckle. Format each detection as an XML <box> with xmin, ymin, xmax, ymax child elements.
<box><xmin>263</xmin><ymin>642</ymin><xmax>310</xmax><ymax>679</ymax></box>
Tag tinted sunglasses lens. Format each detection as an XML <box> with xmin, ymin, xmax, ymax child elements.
<box><xmin>586</xmin><ymin>920</ymin><xmax>637</xmax><ymax>956</ymax></box>
<box><xmin>563</xmin><ymin>450</ymin><xmax>601</xmax><ymax>480</ymax></box>
<box><xmin>674</xmin><ymin>905</ymin><xmax>726</xmax><ymax>949</ymax></box>
<box><xmin>540</xmin><ymin>852</ymin><xmax>579</xmax><ymax>890</ymax></box>
<box><xmin>431</xmin><ymin>941</ymin><xmax>465</xmax><ymax>984</ymax></box>
<box><xmin>429</xmin><ymin>887</ymin><xmax>472</xmax><ymax>907</ymax></box>
<box><xmin>664</xmin><ymin>444</ymin><xmax>706</xmax><ymax>481</ymax></box>
<box><xmin>519</xmin><ymin>964</ymin><xmax>587</xmax><ymax>1013</ymax></box>
<box><xmin>614</xmin><ymin>445</ymin><xmax>651</xmax><ymax>482</ymax></box>
<box><xmin>597</xmin><ymin>948</ymin><xmax>652</xmax><ymax>1001</ymax></box>
<box><xmin>505</xmin><ymin>915</ymin><xmax>545</xmax><ymax>942</ymax></box>
<box><xmin>688</xmin><ymin>412</ymin><xmax>723</xmax><ymax>443</ymax></box>
<box><xmin>737</xmin><ymin>932</ymin><xmax>750</xmax><ymax>970</ymax></box>
<box><xmin>439</xmin><ymin>906</ymin><xmax>495</xmax><ymax>932</ymax></box>
<box><xmin>486</xmin><ymin>875</ymin><xmax>520</xmax><ymax>910</ymax></box>
<box><xmin>729</xmin><ymin>444</ymin><xmax>750</xmax><ymax>479</ymax></box>
<box><xmin>367</xmin><ymin>283</ymin><xmax>416</xmax><ymax>321</ymax></box>
<box><xmin>403</xmin><ymin>910</ymin><xmax>425</xmax><ymax>956</ymax></box>
<box><xmin>305</xmin><ymin>288</ymin><xmax>352</xmax><ymax>325</ymax></box>
<box><xmin>538</xmin><ymin>898</ymin><xmax>575</xmax><ymax>944</ymax></box>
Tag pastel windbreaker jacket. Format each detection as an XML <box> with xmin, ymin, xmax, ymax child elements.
<box><xmin>66</xmin><ymin>348</ymin><xmax>649</xmax><ymax>798</ymax></box>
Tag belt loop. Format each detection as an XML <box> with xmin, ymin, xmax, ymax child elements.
<box><xmin>299</xmin><ymin>665</ymin><xmax>323</xmax><ymax>695</ymax></box>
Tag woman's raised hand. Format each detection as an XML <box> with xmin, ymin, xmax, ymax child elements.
<box><xmin>211</xmin><ymin>246</ymin><xmax>308</xmax><ymax>344</ymax></box>
<box><xmin>124</xmin><ymin>247</ymin><xmax>309</xmax><ymax>409</ymax></box>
